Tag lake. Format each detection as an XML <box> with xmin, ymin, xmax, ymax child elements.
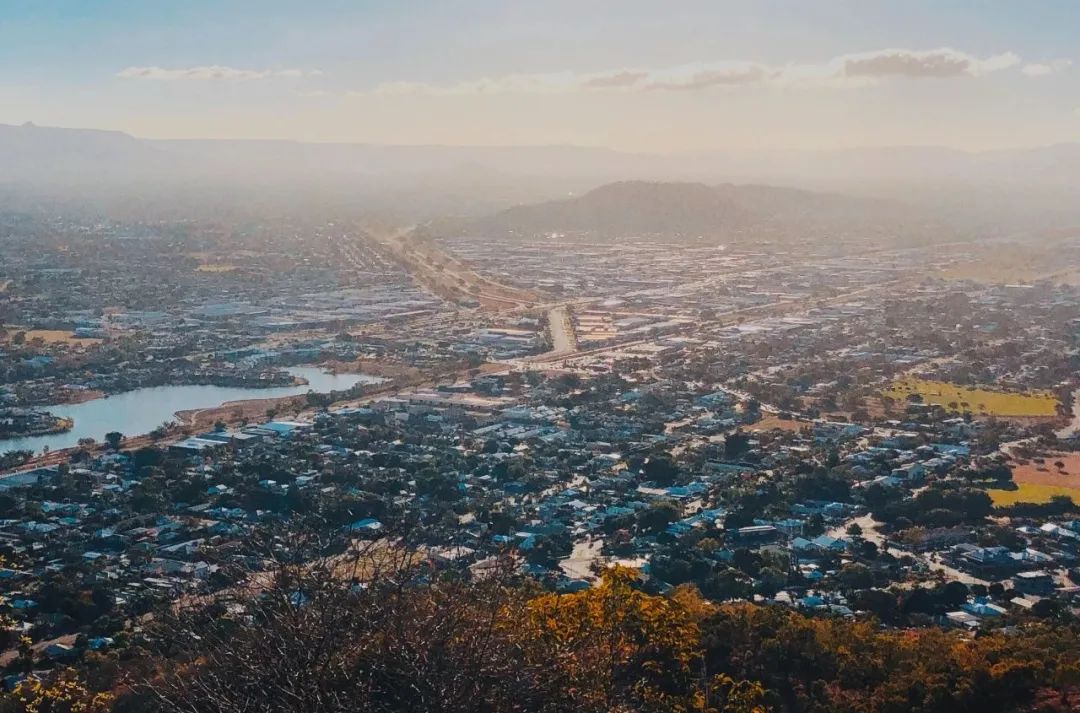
<box><xmin>0</xmin><ymin>367</ymin><xmax>383</xmax><ymax>454</ymax></box>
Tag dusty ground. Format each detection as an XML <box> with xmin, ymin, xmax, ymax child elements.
<box><xmin>176</xmin><ymin>395</ymin><xmax>310</xmax><ymax>431</ymax></box>
<box><xmin>59</xmin><ymin>389</ymin><xmax>107</xmax><ymax>405</ymax></box>
<box><xmin>1</xmin><ymin>328</ymin><xmax>102</xmax><ymax>346</ymax></box>
<box><xmin>560</xmin><ymin>538</ymin><xmax>604</xmax><ymax>582</ymax></box>
<box><xmin>991</xmin><ymin>451</ymin><xmax>1080</xmax><ymax>505</ymax></box>
<box><xmin>321</xmin><ymin>358</ymin><xmax>423</xmax><ymax>380</ymax></box>
<box><xmin>1008</xmin><ymin>452</ymin><xmax>1080</xmax><ymax>488</ymax></box>
<box><xmin>933</xmin><ymin>242</ymin><xmax>1080</xmax><ymax>286</ymax></box>
<box><xmin>748</xmin><ymin>415</ymin><xmax>809</xmax><ymax>433</ymax></box>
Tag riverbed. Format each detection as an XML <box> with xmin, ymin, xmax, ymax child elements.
<box><xmin>0</xmin><ymin>367</ymin><xmax>382</xmax><ymax>454</ymax></box>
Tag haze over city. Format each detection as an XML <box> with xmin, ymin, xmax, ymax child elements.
<box><xmin>3</xmin><ymin>0</ymin><xmax>1080</xmax><ymax>150</ymax></box>
<box><xmin>2</xmin><ymin>3</ymin><xmax>1080</xmax><ymax>712</ymax></box>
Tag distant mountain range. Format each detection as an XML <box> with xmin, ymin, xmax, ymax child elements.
<box><xmin>430</xmin><ymin>180</ymin><xmax>934</xmax><ymax>243</ymax></box>
<box><xmin>4</xmin><ymin>121</ymin><xmax>1080</xmax><ymax>231</ymax></box>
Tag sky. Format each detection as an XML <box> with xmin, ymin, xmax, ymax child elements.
<box><xmin>1</xmin><ymin>0</ymin><xmax>1079</xmax><ymax>151</ymax></box>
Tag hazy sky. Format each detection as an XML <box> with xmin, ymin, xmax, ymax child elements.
<box><xmin>2</xmin><ymin>0</ymin><xmax>1079</xmax><ymax>150</ymax></box>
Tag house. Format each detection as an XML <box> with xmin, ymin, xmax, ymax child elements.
<box><xmin>347</xmin><ymin>518</ymin><xmax>383</xmax><ymax>533</ymax></box>
<box><xmin>890</xmin><ymin>462</ymin><xmax>926</xmax><ymax>481</ymax></box>
<box><xmin>1013</xmin><ymin>570</ymin><xmax>1055</xmax><ymax>595</ymax></box>
<box><xmin>258</xmin><ymin>421</ymin><xmax>312</xmax><ymax>438</ymax></box>
<box><xmin>955</xmin><ymin>545</ymin><xmax>1014</xmax><ymax>572</ymax></box>
<box><xmin>807</xmin><ymin>535</ymin><xmax>849</xmax><ymax>553</ymax></box>
<box><xmin>169</xmin><ymin>437</ymin><xmax>227</xmax><ymax>457</ymax></box>
<box><xmin>961</xmin><ymin>597</ymin><xmax>1008</xmax><ymax>618</ymax></box>
<box><xmin>731</xmin><ymin>525</ymin><xmax>778</xmax><ymax>543</ymax></box>
<box><xmin>44</xmin><ymin>643</ymin><xmax>77</xmax><ymax>661</ymax></box>
<box><xmin>945</xmin><ymin>610</ymin><xmax>980</xmax><ymax>629</ymax></box>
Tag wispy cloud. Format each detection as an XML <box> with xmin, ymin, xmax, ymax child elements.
<box><xmin>840</xmin><ymin>48</ymin><xmax>1019</xmax><ymax>78</ymax></box>
<box><xmin>1022</xmin><ymin>59</ymin><xmax>1072</xmax><ymax>77</ymax></box>
<box><xmin>642</xmin><ymin>63</ymin><xmax>775</xmax><ymax>91</ymax></box>
<box><xmin>581</xmin><ymin>70</ymin><xmax>650</xmax><ymax>89</ymax></box>
<box><xmin>117</xmin><ymin>65</ymin><xmax>322</xmax><ymax>81</ymax></box>
<box><xmin>362</xmin><ymin>47</ymin><xmax>1032</xmax><ymax>97</ymax></box>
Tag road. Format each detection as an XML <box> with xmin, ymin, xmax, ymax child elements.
<box><xmin>546</xmin><ymin>305</ymin><xmax>577</xmax><ymax>354</ymax></box>
<box><xmin>560</xmin><ymin>537</ymin><xmax>604</xmax><ymax>582</ymax></box>
<box><xmin>361</xmin><ymin>228</ymin><xmax>538</xmax><ymax>310</ymax></box>
<box><xmin>829</xmin><ymin>514</ymin><xmax>989</xmax><ymax>586</ymax></box>
<box><xmin>1057</xmin><ymin>387</ymin><xmax>1080</xmax><ymax>439</ymax></box>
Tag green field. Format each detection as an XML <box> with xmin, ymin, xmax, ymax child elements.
<box><xmin>989</xmin><ymin>482</ymin><xmax>1080</xmax><ymax>506</ymax></box>
<box><xmin>884</xmin><ymin>378</ymin><xmax>1059</xmax><ymax>417</ymax></box>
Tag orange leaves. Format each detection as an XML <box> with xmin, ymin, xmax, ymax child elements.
<box><xmin>519</xmin><ymin>567</ymin><xmax>707</xmax><ymax>711</ymax></box>
<box><xmin>8</xmin><ymin>672</ymin><xmax>112</xmax><ymax>713</ymax></box>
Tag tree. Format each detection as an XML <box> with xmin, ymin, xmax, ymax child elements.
<box><xmin>8</xmin><ymin>672</ymin><xmax>111</xmax><ymax>712</ymax></box>
<box><xmin>1054</xmin><ymin>659</ymin><xmax>1080</xmax><ymax>708</ymax></box>
<box><xmin>852</xmin><ymin>588</ymin><xmax>900</xmax><ymax>624</ymax></box>
<box><xmin>643</xmin><ymin>452</ymin><xmax>678</xmax><ymax>486</ymax></box>
<box><xmin>138</xmin><ymin>536</ymin><xmax>717</xmax><ymax>713</ymax></box>
<box><xmin>755</xmin><ymin>567</ymin><xmax>787</xmax><ymax>596</ymax></box>
<box><xmin>126</xmin><ymin>522</ymin><xmax>1080</xmax><ymax>713</ymax></box>
<box><xmin>524</xmin><ymin>568</ymin><xmax>706</xmax><ymax>711</ymax></box>
<box><xmin>723</xmin><ymin>431</ymin><xmax>751</xmax><ymax>459</ymax></box>
<box><xmin>104</xmin><ymin>431</ymin><xmax>123</xmax><ymax>450</ymax></box>
<box><xmin>941</xmin><ymin>581</ymin><xmax>969</xmax><ymax>609</ymax></box>
<box><xmin>836</xmin><ymin>563</ymin><xmax>874</xmax><ymax>591</ymax></box>
<box><xmin>637</xmin><ymin>500</ymin><xmax>681</xmax><ymax>534</ymax></box>
<box><xmin>1032</xmin><ymin>598</ymin><xmax>1064</xmax><ymax>619</ymax></box>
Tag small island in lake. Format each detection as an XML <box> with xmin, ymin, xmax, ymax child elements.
<box><xmin>0</xmin><ymin>407</ymin><xmax>73</xmax><ymax>439</ymax></box>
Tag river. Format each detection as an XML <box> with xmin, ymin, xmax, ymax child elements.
<box><xmin>0</xmin><ymin>367</ymin><xmax>383</xmax><ymax>454</ymax></box>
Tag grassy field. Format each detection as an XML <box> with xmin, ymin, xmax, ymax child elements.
<box><xmin>990</xmin><ymin>482</ymin><xmax>1080</xmax><ymax>506</ymax></box>
<box><xmin>1</xmin><ymin>328</ymin><xmax>101</xmax><ymax>346</ymax></box>
<box><xmin>883</xmin><ymin>378</ymin><xmax>1059</xmax><ymax>417</ymax></box>
<box><xmin>992</xmin><ymin>452</ymin><xmax>1080</xmax><ymax>505</ymax></box>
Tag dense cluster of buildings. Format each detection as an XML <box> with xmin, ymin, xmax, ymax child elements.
<box><xmin>1</xmin><ymin>216</ymin><xmax>1079</xmax><ymax>679</ymax></box>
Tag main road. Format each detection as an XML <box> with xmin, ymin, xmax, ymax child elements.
<box><xmin>547</xmin><ymin>305</ymin><xmax>578</xmax><ymax>354</ymax></box>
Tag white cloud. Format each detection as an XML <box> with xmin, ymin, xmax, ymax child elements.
<box><xmin>839</xmin><ymin>48</ymin><xmax>1020</xmax><ymax>78</ymax></box>
<box><xmin>116</xmin><ymin>65</ymin><xmax>320</xmax><ymax>81</ymax></box>
<box><xmin>642</xmin><ymin>63</ymin><xmax>774</xmax><ymax>91</ymax></box>
<box><xmin>373</xmin><ymin>73</ymin><xmax>581</xmax><ymax>96</ymax></box>
<box><xmin>580</xmin><ymin>70</ymin><xmax>650</xmax><ymax>89</ymax></box>
<box><xmin>362</xmin><ymin>47</ymin><xmax>1025</xmax><ymax>97</ymax></box>
<box><xmin>1022</xmin><ymin>59</ymin><xmax>1072</xmax><ymax>76</ymax></box>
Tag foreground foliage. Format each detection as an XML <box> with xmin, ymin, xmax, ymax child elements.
<box><xmin>5</xmin><ymin>541</ymin><xmax>1078</xmax><ymax>712</ymax></box>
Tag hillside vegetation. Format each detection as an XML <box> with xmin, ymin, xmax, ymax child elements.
<box><xmin>30</xmin><ymin>545</ymin><xmax>1077</xmax><ymax>713</ymax></box>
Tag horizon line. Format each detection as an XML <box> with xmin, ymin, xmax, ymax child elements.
<box><xmin>3</xmin><ymin>121</ymin><xmax>1078</xmax><ymax>156</ymax></box>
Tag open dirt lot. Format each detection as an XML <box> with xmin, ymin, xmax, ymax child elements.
<box><xmin>748</xmin><ymin>415</ymin><xmax>809</xmax><ymax>433</ymax></box>
<box><xmin>1</xmin><ymin>328</ymin><xmax>102</xmax><ymax>346</ymax></box>
<box><xmin>992</xmin><ymin>451</ymin><xmax>1080</xmax><ymax>504</ymax></box>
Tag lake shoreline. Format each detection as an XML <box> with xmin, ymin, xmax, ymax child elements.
<box><xmin>0</xmin><ymin>368</ymin><xmax>383</xmax><ymax>455</ymax></box>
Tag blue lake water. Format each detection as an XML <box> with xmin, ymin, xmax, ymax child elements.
<box><xmin>0</xmin><ymin>367</ymin><xmax>382</xmax><ymax>454</ymax></box>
